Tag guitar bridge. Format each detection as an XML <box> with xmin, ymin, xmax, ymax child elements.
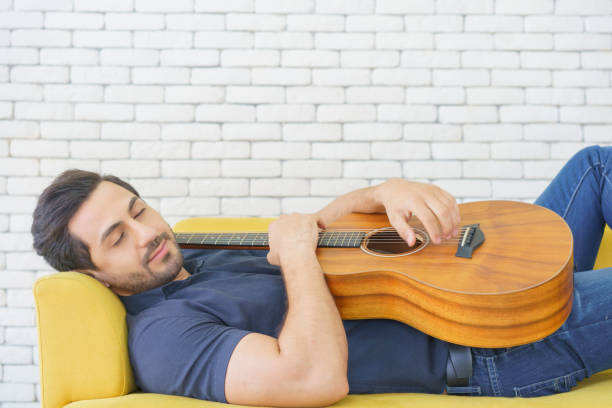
<box><xmin>455</xmin><ymin>224</ymin><xmax>484</xmax><ymax>259</ymax></box>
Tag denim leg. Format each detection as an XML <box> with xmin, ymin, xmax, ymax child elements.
<box><xmin>534</xmin><ymin>145</ymin><xmax>612</xmax><ymax>271</ymax></box>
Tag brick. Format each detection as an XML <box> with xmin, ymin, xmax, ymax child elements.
<box><xmin>45</xmin><ymin>84</ymin><xmax>103</xmax><ymax>102</ymax></box>
<box><xmin>525</xmin><ymin>16</ymin><xmax>583</xmax><ymax>32</ymax></box>
<box><xmin>313</xmin><ymin>69</ymin><xmax>369</xmax><ymax>86</ymax></box>
<box><xmin>464</xmin><ymin>161</ymin><xmax>522</xmax><ymax>179</ymax></box>
<box><xmin>315</xmin><ymin>33</ymin><xmax>374</xmax><ymax>50</ymax></box>
<box><xmin>286</xmin><ymin>86</ymin><xmax>343</xmax><ymax>103</ymax></box>
<box><xmin>195</xmin><ymin>31</ymin><xmax>253</xmax><ymax>49</ymax></box>
<box><xmin>500</xmin><ymin>106</ymin><xmax>557</xmax><ymax>123</ymax></box>
<box><xmin>14</xmin><ymin>0</ymin><xmax>67</xmax><ymax>10</ymax></box>
<box><xmin>405</xmin><ymin>87</ymin><xmax>464</xmax><ymax>104</ymax></box>
<box><xmin>0</xmin><ymin>140</ymin><xmax>6</xmax><ymax>156</ymax></box>
<box><xmin>3</xmin><ymin>365</ymin><xmax>39</xmax><ymax>383</ymax></box>
<box><xmin>288</xmin><ymin>14</ymin><xmax>344</xmax><ymax>31</ymax></box>
<box><xmin>11</xmin><ymin>66</ymin><xmax>69</xmax><ymax>83</ymax></box>
<box><xmin>73</xmin><ymin>31</ymin><xmax>131</xmax><ymax>48</ymax></box>
<box><xmin>0</xmin><ymin>344</ymin><xmax>33</xmax><ymax>364</ymax></box>
<box><xmin>72</xmin><ymin>67</ymin><xmax>129</xmax><ymax>85</ymax></box>
<box><xmin>465</xmin><ymin>16</ymin><xmax>522</xmax><ymax>32</ymax></box>
<box><xmin>162</xmin><ymin>124</ymin><xmax>220</xmax><ymax>141</ymax></box>
<box><xmin>585</xmin><ymin>125</ymin><xmax>612</xmax><ymax>142</ymax></box>
<box><xmin>222</xmin><ymin>197</ymin><xmax>279</xmax><ymax>216</ymax></box>
<box><xmin>282</xmin><ymin>50</ymin><xmax>339</xmax><ymax>67</ymax></box>
<box><xmin>523</xmin><ymin>161</ymin><xmax>566</xmax><ymax>179</ymax></box>
<box><xmin>521</xmin><ymin>51</ymin><xmax>579</xmax><ymax>69</ymax></box>
<box><xmin>526</xmin><ymin>88</ymin><xmax>584</xmax><ymax>105</ymax></box>
<box><xmin>10</xmin><ymin>214</ymin><xmax>33</xmax><ymax>232</ymax></box>
<box><xmin>0</xmin><ymin>383</ymin><xmax>35</xmax><ymax>402</ymax></box>
<box><xmin>462</xmin><ymin>51</ymin><xmax>519</xmax><ymax>68</ymax></box>
<box><xmin>435</xmin><ymin>179</ymin><xmax>491</xmax><ymax>197</ymax></box>
<box><xmin>377</xmin><ymin>33</ymin><xmax>434</xmax><ymax>49</ymax></box>
<box><xmin>161</xmin><ymin>197</ymin><xmax>219</xmax><ymax>216</ymax></box>
<box><xmin>467</xmin><ymin>88</ymin><xmax>523</xmax><ymax>104</ymax></box>
<box><xmin>135</xmin><ymin>105</ymin><xmax>194</xmax><ymax>122</ymax></box>
<box><xmin>74</xmin><ymin>103</ymin><xmax>133</xmax><ymax>121</ymax></box>
<box><xmin>496</xmin><ymin>33</ymin><xmax>554</xmax><ymax>50</ymax></box>
<box><xmin>0</xmin><ymin>12</ymin><xmax>43</xmax><ymax>28</ymax></box>
<box><xmin>131</xmin><ymin>142</ymin><xmax>190</xmax><ymax>159</ymax></box>
<box><xmin>14</xmin><ymin>102</ymin><xmax>71</xmax><ymax>120</ymax></box>
<box><xmin>101</xmin><ymin>123</ymin><xmax>160</xmax><ymax>140</ymax></box>
<box><xmin>11</xmin><ymin>29</ymin><xmax>70</xmax><ymax>47</ymax></box>
<box><xmin>166</xmin><ymin>14</ymin><xmax>224</xmax><ymax>30</ymax></box>
<box><xmin>42</xmin><ymin>49</ymin><xmax>98</xmax><ymax>67</ymax></box>
<box><xmin>312</xmin><ymin>142</ymin><xmax>369</xmax><ymax>159</ymax></box>
<box><xmin>40</xmin><ymin>159</ymin><xmax>99</xmax><ymax>175</ymax></box>
<box><xmin>75</xmin><ymin>0</ymin><xmax>133</xmax><ymax>11</ymax></box>
<box><xmin>371</xmin><ymin>142</ymin><xmax>429</xmax><ymax>160</ymax></box>
<box><xmin>192</xmin><ymin>142</ymin><xmax>250</xmax><ymax>158</ymax></box>
<box><xmin>283</xmin><ymin>160</ymin><xmax>341</xmax><ymax>178</ymax></box>
<box><xmin>257</xmin><ymin>105</ymin><xmax>315</xmax><ymax>122</ymax></box>
<box><xmin>105</xmin><ymin>86</ymin><xmax>162</xmax><ymax>103</ymax></box>
<box><xmin>282</xmin><ymin>197</ymin><xmax>333</xmax><ymax>213</ymax></box>
<box><xmin>346</xmin><ymin>86</ymin><xmax>404</xmax><ymax>103</ymax></box>
<box><xmin>555</xmin><ymin>34</ymin><xmax>611</xmax><ymax>50</ymax></box>
<box><xmin>251</xmin><ymin>142</ymin><xmax>309</xmax><ymax>159</ymax></box>
<box><xmin>41</xmin><ymin>121</ymin><xmax>99</xmax><ymax>139</ymax></box>
<box><xmin>586</xmin><ymin>17</ymin><xmax>612</xmax><ymax>33</ymax></box>
<box><xmin>102</xmin><ymin>160</ymin><xmax>160</xmax><ymax>178</ymax></box>
<box><xmin>251</xmin><ymin>178</ymin><xmax>309</xmax><ymax>196</ymax></box>
<box><xmin>283</xmin><ymin>123</ymin><xmax>341</xmax><ymax>141</ymax></box>
<box><xmin>190</xmin><ymin>179</ymin><xmax>248</xmax><ymax>196</ymax></box>
<box><xmin>0</xmin><ymin>84</ymin><xmax>42</xmax><ymax>101</ymax></box>
<box><xmin>0</xmin><ymin>195</ymin><xmax>37</xmax><ymax>213</ymax></box>
<box><xmin>561</xmin><ymin>107</ymin><xmax>612</xmax><ymax>123</ymax></box>
<box><xmin>223</xmin><ymin>123</ymin><xmax>281</xmax><ymax>141</ymax></box>
<box><xmin>253</xmin><ymin>68</ymin><xmax>311</xmax><ymax>85</ymax></box>
<box><xmin>439</xmin><ymin>106</ymin><xmax>497</xmax><ymax>123</ymax></box>
<box><xmin>195</xmin><ymin>104</ymin><xmax>255</xmax><ymax>122</ymax></box>
<box><xmin>0</xmin><ymin>48</ymin><xmax>38</xmax><ymax>64</ymax></box>
<box><xmin>341</xmin><ymin>123</ymin><xmax>401</xmax><ymax>141</ymax></box>
<box><xmin>135</xmin><ymin>0</ymin><xmax>193</xmax><ymax>12</ymax></box>
<box><xmin>5</xmin><ymin>328</ymin><xmax>37</xmax><ymax>346</ymax></box>
<box><xmin>11</xmin><ymin>140</ymin><xmax>68</xmax><ymax>158</ymax></box>
<box><xmin>343</xmin><ymin>51</ymin><xmax>399</xmax><ymax>68</ymax></box>
<box><xmin>223</xmin><ymin>160</ymin><xmax>280</xmax><ymax>177</ymax></box>
<box><xmin>227</xmin><ymin>13</ymin><xmax>286</xmax><ymax>31</ymax></box>
<box><xmin>401</xmin><ymin>51</ymin><xmax>460</xmax><ymax>68</ymax></box>
<box><xmin>404</xmin><ymin>124</ymin><xmax>461</xmax><ymax>141</ymax></box>
<box><xmin>100</xmin><ymin>49</ymin><xmax>159</xmax><ymax>66</ymax></box>
<box><xmin>583</xmin><ymin>52</ymin><xmax>612</xmax><ymax>68</ymax></box>
<box><xmin>105</xmin><ymin>13</ymin><xmax>164</xmax><ymax>30</ymax></box>
<box><xmin>318</xmin><ymin>105</ymin><xmax>376</xmax><ymax>122</ymax></box>
<box><xmin>310</xmin><ymin>179</ymin><xmax>369</xmax><ymax>196</ymax></box>
<box><xmin>587</xmin><ymin>89</ymin><xmax>612</xmax><ymax>105</ymax></box>
<box><xmin>436</xmin><ymin>34</ymin><xmax>493</xmax><ymax>50</ymax></box>
<box><xmin>491</xmin><ymin>142</ymin><xmax>549</xmax><ymax>159</ymax></box>
<box><xmin>492</xmin><ymin>70</ymin><xmax>551</xmax><ymax>86</ymax></box>
<box><xmin>372</xmin><ymin>69</ymin><xmax>430</xmax><ymax>85</ymax></box>
<box><xmin>554</xmin><ymin>71</ymin><xmax>609</xmax><ymax>87</ymax></box>
<box><xmin>254</xmin><ymin>32</ymin><xmax>313</xmax><ymax>49</ymax></box>
<box><xmin>404</xmin><ymin>15</ymin><xmax>462</xmax><ymax>32</ymax></box>
<box><xmin>344</xmin><ymin>161</ymin><xmax>401</xmax><ymax>178</ymax></box>
<box><xmin>71</xmin><ymin>141</ymin><xmax>129</xmax><ymax>159</ymax></box>
<box><xmin>191</xmin><ymin>68</ymin><xmax>250</xmax><ymax>85</ymax></box>
<box><xmin>524</xmin><ymin>124</ymin><xmax>581</xmax><ymax>141</ymax></box>
<box><xmin>463</xmin><ymin>124</ymin><xmax>522</xmax><ymax>141</ymax></box>
<box><xmin>434</xmin><ymin>69</ymin><xmax>489</xmax><ymax>86</ymax></box>
<box><xmin>493</xmin><ymin>180</ymin><xmax>550</xmax><ymax>199</ymax></box>
<box><xmin>167</xmin><ymin>86</ymin><xmax>224</xmax><ymax>104</ymax></box>
<box><xmin>194</xmin><ymin>0</ymin><xmax>253</xmax><ymax>12</ymax></box>
<box><xmin>378</xmin><ymin>105</ymin><xmax>436</xmax><ymax>122</ymax></box>
<box><xmin>133</xmin><ymin>68</ymin><xmax>190</xmax><ymax>84</ymax></box>
<box><xmin>256</xmin><ymin>0</ymin><xmax>313</xmax><ymax>13</ymax></box>
<box><xmin>496</xmin><ymin>0</ymin><xmax>553</xmax><ymax>14</ymax></box>
<box><xmin>7</xmin><ymin>289</ymin><xmax>34</xmax><ymax>307</ymax></box>
<box><xmin>556</xmin><ymin>0</ymin><xmax>612</xmax><ymax>15</ymax></box>
<box><xmin>0</xmin><ymin>102</ymin><xmax>11</xmax><ymax>118</ymax></box>
<box><xmin>135</xmin><ymin>31</ymin><xmax>192</xmax><ymax>49</ymax></box>
<box><xmin>45</xmin><ymin>12</ymin><xmax>103</xmax><ymax>30</ymax></box>
<box><xmin>221</xmin><ymin>50</ymin><xmax>280</xmax><ymax>67</ymax></box>
<box><xmin>346</xmin><ymin>15</ymin><xmax>402</xmax><ymax>32</ymax></box>
<box><xmin>404</xmin><ymin>161</ymin><xmax>462</xmax><ymax>179</ymax></box>
<box><xmin>316</xmin><ymin>0</ymin><xmax>374</xmax><ymax>14</ymax></box>
<box><xmin>7</xmin><ymin>250</ymin><xmax>53</xmax><ymax>269</ymax></box>
<box><xmin>432</xmin><ymin>142</ymin><xmax>490</xmax><ymax>160</ymax></box>
<box><xmin>550</xmin><ymin>143</ymin><xmax>591</xmax><ymax>159</ymax></box>
<box><xmin>437</xmin><ymin>0</ymin><xmax>493</xmax><ymax>14</ymax></box>
<box><xmin>0</xmin><ymin>121</ymin><xmax>38</xmax><ymax>139</ymax></box>
<box><xmin>130</xmin><ymin>178</ymin><xmax>188</xmax><ymax>197</ymax></box>
<box><xmin>161</xmin><ymin>50</ymin><xmax>218</xmax><ymax>67</ymax></box>
<box><xmin>226</xmin><ymin>86</ymin><xmax>283</xmax><ymax>104</ymax></box>
<box><xmin>376</xmin><ymin>0</ymin><xmax>433</xmax><ymax>13</ymax></box>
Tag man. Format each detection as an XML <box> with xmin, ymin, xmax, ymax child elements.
<box><xmin>31</xmin><ymin>145</ymin><xmax>612</xmax><ymax>407</ymax></box>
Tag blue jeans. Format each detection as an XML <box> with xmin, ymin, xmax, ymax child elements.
<box><xmin>447</xmin><ymin>145</ymin><xmax>612</xmax><ymax>397</ymax></box>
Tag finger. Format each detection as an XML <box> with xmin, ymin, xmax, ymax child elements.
<box><xmin>412</xmin><ymin>201</ymin><xmax>444</xmax><ymax>244</ymax></box>
<box><xmin>437</xmin><ymin>189</ymin><xmax>461</xmax><ymax>229</ymax></box>
<box><xmin>388</xmin><ymin>210</ymin><xmax>416</xmax><ymax>247</ymax></box>
<box><xmin>430</xmin><ymin>191</ymin><xmax>459</xmax><ymax>239</ymax></box>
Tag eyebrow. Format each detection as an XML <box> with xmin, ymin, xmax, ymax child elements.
<box><xmin>99</xmin><ymin>196</ymin><xmax>139</xmax><ymax>245</ymax></box>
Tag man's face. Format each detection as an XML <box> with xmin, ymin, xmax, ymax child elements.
<box><xmin>68</xmin><ymin>181</ymin><xmax>185</xmax><ymax>296</ymax></box>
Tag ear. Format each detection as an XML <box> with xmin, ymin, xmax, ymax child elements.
<box><xmin>75</xmin><ymin>269</ymin><xmax>110</xmax><ymax>287</ymax></box>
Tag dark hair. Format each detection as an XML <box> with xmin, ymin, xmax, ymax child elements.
<box><xmin>31</xmin><ymin>169</ymin><xmax>140</xmax><ymax>272</ymax></box>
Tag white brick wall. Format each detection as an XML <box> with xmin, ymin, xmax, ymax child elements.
<box><xmin>1</xmin><ymin>1</ymin><xmax>612</xmax><ymax>406</ymax></box>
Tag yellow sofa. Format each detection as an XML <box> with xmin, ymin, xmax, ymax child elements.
<box><xmin>34</xmin><ymin>219</ymin><xmax>612</xmax><ymax>408</ymax></box>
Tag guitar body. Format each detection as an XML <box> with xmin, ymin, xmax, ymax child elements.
<box><xmin>175</xmin><ymin>200</ymin><xmax>574</xmax><ymax>348</ymax></box>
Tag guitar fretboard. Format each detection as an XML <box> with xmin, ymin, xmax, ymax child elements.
<box><xmin>176</xmin><ymin>231</ymin><xmax>366</xmax><ymax>248</ymax></box>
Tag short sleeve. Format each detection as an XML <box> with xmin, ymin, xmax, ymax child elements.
<box><xmin>127</xmin><ymin>312</ymin><xmax>250</xmax><ymax>403</ymax></box>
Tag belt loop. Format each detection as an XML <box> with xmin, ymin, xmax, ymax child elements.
<box><xmin>446</xmin><ymin>343</ymin><xmax>473</xmax><ymax>387</ymax></box>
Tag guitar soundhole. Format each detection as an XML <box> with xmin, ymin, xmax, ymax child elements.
<box><xmin>361</xmin><ymin>227</ymin><xmax>429</xmax><ymax>257</ymax></box>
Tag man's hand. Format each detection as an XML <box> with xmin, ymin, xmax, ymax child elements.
<box><xmin>266</xmin><ymin>213</ymin><xmax>320</xmax><ymax>267</ymax></box>
<box><xmin>376</xmin><ymin>178</ymin><xmax>461</xmax><ymax>246</ymax></box>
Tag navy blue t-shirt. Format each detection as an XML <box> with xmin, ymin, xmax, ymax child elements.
<box><xmin>120</xmin><ymin>249</ymin><xmax>448</xmax><ymax>403</ymax></box>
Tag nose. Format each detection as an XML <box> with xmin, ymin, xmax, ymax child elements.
<box><xmin>130</xmin><ymin>218</ymin><xmax>158</xmax><ymax>248</ymax></box>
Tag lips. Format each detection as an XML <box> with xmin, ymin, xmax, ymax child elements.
<box><xmin>148</xmin><ymin>239</ymin><xmax>167</xmax><ymax>263</ymax></box>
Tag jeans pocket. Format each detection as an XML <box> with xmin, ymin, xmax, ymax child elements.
<box><xmin>513</xmin><ymin>369</ymin><xmax>586</xmax><ymax>397</ymax></box>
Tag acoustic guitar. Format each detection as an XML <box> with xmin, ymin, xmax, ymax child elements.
<box><xmin>175</xmin><ymin>200</ymin><xmax>574</xmax><ymax>348</ymax></box>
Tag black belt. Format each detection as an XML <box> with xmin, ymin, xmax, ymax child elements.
<box><xmin>446</xmin><ymin>343</ymin><xmax>472</xmax><ymax>387</ymax></box>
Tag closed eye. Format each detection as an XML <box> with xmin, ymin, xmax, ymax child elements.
<box><xmin>113</xmin><ymin>232</ymin><xmax>124</xmax><ymax>247</ymax></box>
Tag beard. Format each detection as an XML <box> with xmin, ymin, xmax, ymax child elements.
<box><xmin>121</xmin><ymin>231</ymin><xmax>185</xmax><ymax>294</ymax></box>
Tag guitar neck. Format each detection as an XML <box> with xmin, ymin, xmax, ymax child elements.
<box><xmin>175</xmin><ymin>231</ymin><xmax>366</xmax><ymax>249</ymax></box>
